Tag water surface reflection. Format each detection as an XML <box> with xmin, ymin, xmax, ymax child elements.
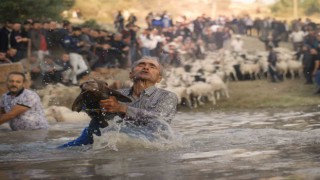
<box><xmin>1</xmin><ymin>107</ymin><xmax>320</xmax><ymax>179</ymax></box>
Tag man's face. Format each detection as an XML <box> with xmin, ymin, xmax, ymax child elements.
<box><xmin>49</xmin><ymin>21</ymin><xmax>57</xmax><ymax>30</ymax></box>
<box><xmin>13</xmin><ymin>23</ymin><xmax>21</xmax><ymax>31</ymax></box>
<box><xmin>90</xmin><ymin>30</ymin><xmax>98</xmax><ymax>38</ymax></box>
<box><xmin>302</xmin><ymin>46</ymin><xmax>308</xmax><ymax>51</ymax></box>
<box><xmin>114</xmin><ymin>34</ymin><xmax>122</xmax><ymax>41</ymax></box>
<box><xmin>311</xmin><ymin>49</ymin><xmax>317</xmax><ymax>54</ymax></box>
<box><xmin>152</xmin><ymin>29</ymin><xmax>158</xmax><ymax>35</ymax></box>
<box><xmin>43</xmin><ymin>23</ymin><xmax>50</xmax><ymax>30</ymax></box>
<box><xmin>33</xmin><ymin>23</ymin><xmax>41</xmax><ymax>30</ymax></box>
<box><xmin>24</xmin><ymin>24</ymin><xmax>31</xmax><ymax>30</ymax></box>
<box><xmin>82</xmin><ymin>27</ymin><xmax>90</xmax><ymax>34</ymax></box>
<box><xmin>7</xmin><ymin>74</ymin><xmax>24</xmax><ymax>94</ymax></box>
<box><xmin>6</xmin><ymin>22</ymin><xmax>13</xmax><ymax>29</ymax></box>
<box><xmin>74</xmin><ymin>30</ymin><xmax>82</xmax><ymax>36</ymax></box>
<box><xmin>62</xmin><ymin>54</ymin><xmax>70</xmax><ymax>62</ymax></box>
<box><xmin>0</xmin><ymin>52</ymin><xmax>5</xmax><ymax>60</ymax></box>
<box><xmin>130</xmin><ymin>59</ymin><xmax>162</xmax><ymax>83</ymax></box>
<box><xmin>99</xmin><ymin>31</ymin><xmax>107</xmax><ymax>37</ymax></box>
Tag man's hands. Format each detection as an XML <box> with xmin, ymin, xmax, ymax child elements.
<box><xmin>100</xmin><ymin>96</ymin><xmax>127</xmax><ymax>113</ymax></box>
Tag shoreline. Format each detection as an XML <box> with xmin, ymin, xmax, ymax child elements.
<box><xmin>177</xmin><ymin>78</ymin><xmax>320</xmax><ymax>112</ymax></box>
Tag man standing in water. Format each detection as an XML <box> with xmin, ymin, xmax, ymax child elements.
<box><xmin>0</xmin><ymin>72</ymin><xmax>49</xmax><ymax>130</ymax></box>
<box><xmin>59</xmin><ymin>56</ymin><xmax>178</xmax><ymax>147</ymax></box>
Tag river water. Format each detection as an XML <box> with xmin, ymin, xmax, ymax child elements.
<box><xmin>1</xmin><ymin>107</ymin><xmax>320</xmax><ymax>179</ymax></box>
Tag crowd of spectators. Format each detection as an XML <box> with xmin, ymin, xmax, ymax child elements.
<box><xmin>0</xmin><ymin>11</ymin><xmax>320</xmax><ymax>88</ymax></box>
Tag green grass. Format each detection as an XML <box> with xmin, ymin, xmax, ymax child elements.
<box><xmin>200</xmin><ymin>79</ymin><xmax>320</xmax><ymax>111</ymax></box>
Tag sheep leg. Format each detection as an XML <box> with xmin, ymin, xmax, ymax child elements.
<box><xmin>208</xmin><ymin>93</ymin><xmax>216</xmax><ymax>105</ymax></box>
<box><xmin>232</xmin><ymin>70</ymin><xmax>238</xmax><ymax>81</ymax></box>
<box><xmin>215</xmin><ymin>91</ymin><xmax>221</xmax><ymax>100</ymax></box>
<box><xmin>289</xmin><ymin>70</ymin><xmax>295</xmax><ymax>79</ymax></box>
<box><xmin>185</xmin><ymin>97</ymin><xmax>193</xmax><ymax>109</ymax></box>
<box><xmin>192</xmin><ymin>96</ymin><xmax>198</xmax><ymax>108</ymax></box>
<box><xmin>223</xmin><ymin>88</ymin><xmax>230</xmax><ymax>98</ymax></box>
<box><xmin>298</xmin><ymin>69</ymin><xmax>303</xmax><ymax>79</ymax></box>
<box><xmin>283</xmin><ymin>70</ymin><xmax>287</xmax><ymax>81</ymax></box>
<box><xmin>182</xmin><ymin>96</ymin><xmax>192</xmax><ymax>109</ymax></box>
<box><xmin>197</xmin><ymin>96</ymin><xmax>205</xmax><ymax>106</ymax></box>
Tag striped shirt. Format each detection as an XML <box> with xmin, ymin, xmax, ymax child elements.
<box><xmin>118</xmin><ymin>86</ymin><xmax>178</xmax><ymax>126</ymax></box>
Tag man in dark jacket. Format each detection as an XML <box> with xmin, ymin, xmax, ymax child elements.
<box><xmin>0</xmin><ymin>20</ymin><xmax>14</xmax><ymax>52</ymax></box>
<box><xmin>267</xmin><ymin>46</ymin><xmax>282</xmax><ymax>82</ymax></box>
<box><xmin>29</xmin><ymin>21</ymin><xmax>49</xmax><ymax>60</ymax></box>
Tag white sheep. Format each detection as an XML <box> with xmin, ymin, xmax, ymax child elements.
<box><xmin>239</xmin><ymin>61</ymin><xmax>261</xmax><ymax>80</ymax></box>
<box><xmin>287</xmin><ymin>59</ymin><xmax>302</xmax><ymax>79</ymax></box>
<box><xmin>206</xmin><ymin>74</ymin><xmax>230</xmax><ymax>100</ymax></box>
<box><xmin>164</xmin><ymin>86</ymin><xmax>191</xmax><ymax>107</ymax></box>
<box><xmin>276</xmin><ymin>60</ymin><xmax>288</xmax><ymax>80</ymax></box>
<box><xmin>45</xmin><ymin>106</ymin><xmax>91</xmax><ymax>123</ymax></box>
<box><xmin>187</xmin><ymin>82</ymin><xmax>216</xmax><ymax>108</ymax></box>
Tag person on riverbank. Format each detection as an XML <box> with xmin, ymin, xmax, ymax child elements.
<box><xmin>313</xmin><ymin>53</ymin><xmax>320</xmax><ymax>94</ymax></box>
<box><xmin>59</xmin><ymin>56</ymin><xmax>178</xmax><ymax>148</ymax></box>
<box><xmin>267</xmin><ymin>45</ymin><xmax>282</xmax><ymax>83</ymax></box>
<box><xmin>0</xmin><ymin>72</ymin><xmax>49</xmax><ymax>130</ymax></box>
<box><xmin>230</xmin><ymin>35</ymin><xmax>244</xmax><ymax>53</ymax></box>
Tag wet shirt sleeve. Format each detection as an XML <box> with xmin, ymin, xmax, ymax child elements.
<box><xmin>16</xmin><ymin>92</ymin><xmax>37</xmax><ymax>108</ymax></box>
<box><xmin>0</xmin><ymin>95</ymin><xmax>4</xmax><ymax>108</ymax></box>
<box><xmin>126</xmin><ymin>91</ymin><xmax>178</xmax><ymax>124</ymax></box>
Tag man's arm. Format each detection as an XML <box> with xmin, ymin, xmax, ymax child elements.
<box><xmin>0</xmin><ymin>105</ymin><xmax>29</xmax><ymax>125</ymax></box>
<box><xmin>100</xmin><ymin>92</ymin><xmax>178</xmax><ymax>124</ymax></box>
<box><xmin>313</xmin><ymin>59</ymin><xmax>320</xmax><ymax>76</ymax></box>
<box><xmin>0</xmin><ymin>107</ymin><xmax>5</xmax><ymax>116</ymax></box>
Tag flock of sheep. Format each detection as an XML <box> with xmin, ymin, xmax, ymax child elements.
<box><xmin>159</xmin><ymin>47</ymin><xmax>301</xmax><ymax>108</ymax></box>
<box><xmin>38</xmin><ymin>47</ymin><xmax>302</xmax><ymax>122</ymax></box>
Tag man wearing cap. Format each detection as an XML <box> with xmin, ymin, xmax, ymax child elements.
<box><xmin>231</xmin><ymin>35</ymin><xmax>244</xmax><ymax>53</ymax></box>
<box><xmin>58</xmin><ymin>56</ymin><xmax>178</xmax><ymax>148</ymax></box>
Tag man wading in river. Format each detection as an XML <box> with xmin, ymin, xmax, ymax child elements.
<box><xmin>0</xmin><ymin>72</ymin><xmax>49</xmax><ymax>130</ymax></box>
<box><xmin>59</xmin><ymin>56</ymin><xmax>178</xmax><ymax>148</ymax></box>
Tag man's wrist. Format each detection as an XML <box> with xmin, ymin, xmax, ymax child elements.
<box><xmin>121</xmin><ymin>105</ymin><xmax>128</xmax><ymax>114</ymax></box>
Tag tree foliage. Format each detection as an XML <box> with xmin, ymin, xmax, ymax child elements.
<box><xmin>271</xmin><ymin>0</ymin><xmax>320</xmax><ymax>16</ymax></box>
<box><xmin>0</xmin><ymin>0</ymin><xmax>75</xmax><ymax>22</ymax></box>
<box><xmin>82</xmin><ymin>19</ymin><xmax>101</xmax><ymax>29</ymax></box>
<box><xmin>270</xmin><ymin>0</ymin><xmax>292</xmax><ymax>13</ymax></box>
<box><xmin>301</xmin><ymin>0</ymin><xmax>320</xmax><ymax>15</ymax></box>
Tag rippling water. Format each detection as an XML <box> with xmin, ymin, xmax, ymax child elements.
<box><xmin>1</xmin><ymin>107</ymin><xmax>320</xmax><ymax>179</ymax></box>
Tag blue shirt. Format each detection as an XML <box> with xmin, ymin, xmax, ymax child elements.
<box><xmin>118</xmin><ymin>86</ymin><xmax>178</xmax><ymax>126</ymax></box>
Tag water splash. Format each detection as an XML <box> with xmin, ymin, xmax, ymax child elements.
<box><xmin>93</xmin><ymin>117</ymin><xmax>189</xmax><ymax>151</ymax></box>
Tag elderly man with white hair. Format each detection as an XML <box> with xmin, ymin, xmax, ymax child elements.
<box><xmin>59</xmin><ymin>56</ymin><xmax>178</xmax><ymax>148</ymax></box>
